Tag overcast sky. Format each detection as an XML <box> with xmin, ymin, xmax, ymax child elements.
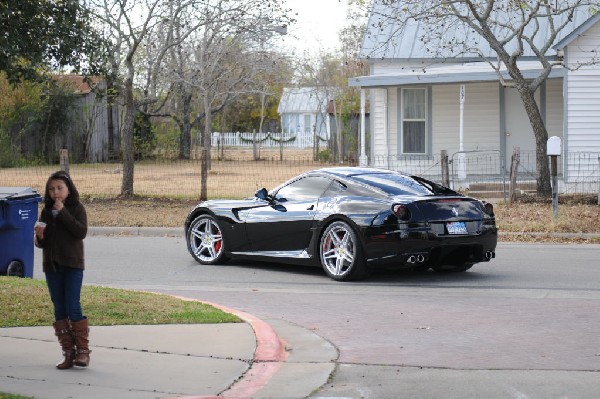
<box><xmin>278</xmin><ymin>0</ymin><xmax>349</xmax><ymax>55</ymax></box>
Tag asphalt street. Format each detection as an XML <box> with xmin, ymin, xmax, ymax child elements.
<box><xmin>30</xmin><ymin>233</ymin><xmax>600</xmax><ymax>398</ymax></box>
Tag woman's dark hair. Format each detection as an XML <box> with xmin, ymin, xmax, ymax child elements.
<box><xmin>44</xmin><ymin>171</ymin><xmax>80</xmax><ymax>209</ymax></box>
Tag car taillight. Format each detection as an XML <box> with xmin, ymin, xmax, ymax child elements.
<box><xmin>483</xmin><ymin>202</ymin><xmax>494</xmax><ymax>216</ymax></box>
<box><xmin>393</xmin><ymin>204</ymin><xmax>411</xmax><ymax>221</ymax></box>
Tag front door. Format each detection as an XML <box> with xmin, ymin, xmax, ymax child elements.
<box><xmin>504</xmin><ymin>87</ymin><xmax>538</xmax><ymax>172</ymax></box>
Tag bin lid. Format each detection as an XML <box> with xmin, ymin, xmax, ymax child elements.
<box><xmin>0</xmin><ymin>187</ymin><xmax>42</xmax><ymax>201</ymax></box>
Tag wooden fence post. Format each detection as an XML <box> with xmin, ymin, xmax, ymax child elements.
<box><xmin>550</xmin><ymin>154</ymin><xmax>559</xmax><ymax>221</ymax></box>
<box><xmin>509</xmin><ymin>147</ymin><xmax>520</xmax><ymax>203</ymax></box>
<box><xmin>60</xmin><ymin>149</ymin><xmax>70</xmax><ymax>175</ymax></box>
<box><xmin>441</xmin><ymin>150</ymin><xmax>450</xmax><ymax>187</ymax></box>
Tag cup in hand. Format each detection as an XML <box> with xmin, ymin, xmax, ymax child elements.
<box><xmin>35</xmin><ymin>221</ymin><xmax>46</xmax><ymax>239</ymax></box>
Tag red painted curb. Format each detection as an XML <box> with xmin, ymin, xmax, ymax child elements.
<box><xmin>171</xmin><ymin>296</ymin><xmax>288</xmax><ymax>399</ymax></box>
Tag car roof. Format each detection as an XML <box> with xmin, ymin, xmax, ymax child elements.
<box><xmin>313</xmin><ymin>167</ymin><xmax>406</xmax><ymax>179</ymax></box>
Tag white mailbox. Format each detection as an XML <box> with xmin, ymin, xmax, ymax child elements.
<box><xmin>547</xmin><ymin>136</ymin><xmax>562</xmax><ymax>156</ymax></box>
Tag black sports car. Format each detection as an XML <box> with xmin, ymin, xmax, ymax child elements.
<box><xmin>185</xmin><ymin>167</ymin><xmax>497</xmax><ymax>281</ymax></box>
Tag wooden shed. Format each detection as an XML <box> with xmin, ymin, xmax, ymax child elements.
<box><xmin>53</xmin><ymin>75</ymin><xmax>120</xmax><ymax>163</ymax></box>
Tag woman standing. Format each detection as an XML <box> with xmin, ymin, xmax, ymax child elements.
<box><xmin>34</xmin><ymin>171</ymin><xmax>90</xmax><ymax>369</ymax></box>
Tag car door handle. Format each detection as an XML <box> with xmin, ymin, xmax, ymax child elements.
<box><xmin>307</xmin><ymin>204</ymin><xmax>314</xmax><ymax>210</ymax></box>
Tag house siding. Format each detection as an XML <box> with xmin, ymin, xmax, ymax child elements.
<box><xmin>545</xmin><ymin>78</ymin><xmax>564</xmax><ymax>139</ymax></box>
<box><xmin>371</xmin><ymin>88</ymin><xmax>388</xmax><ymax>159</ymax></box>
<box><xmin>432</xmin><ymin>83</ymin><xmax>500</xmax><ymax>155</ymax></box>
<box><xmin>565</xmin><ymin>22</ymin><xmax>600</xmax><ymax>181</ymax></box>
<box><xmin>373</xmin><ymin>62</ymin><xmax>427</xmax><ymax>75</ymax></box>
<box><xmin>370</xmin><ymin>82</ymin><xmax>502</xmax><ymax>175</ymax></box>
<box><xmin>388</xmin><ymin>88</ymin><xmax>398</xmax><ymax>155</ymax></box>
<box><xmin>375</xmin><ymin>82</ymin><xmax>501</xmax><ymax>158</ymax></box>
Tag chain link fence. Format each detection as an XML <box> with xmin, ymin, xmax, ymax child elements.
<box><xmin>1</xmin><ymin>148</ymin><xmax>598</xmax><ymax>202</ymax></box>
<box><xmin>0</xmin><ymin>149</ymin><xmax>328</xmax><ymax>200</ymax></box>
<box><xmin>372</xmin><ymin>150</ymin><xmax>600</xmax><ymax>201</ymax></box>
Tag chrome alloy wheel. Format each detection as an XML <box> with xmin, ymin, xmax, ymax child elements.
<box><xmin>320</xmin><ymin>221</ymin><xmax>357</xmax><ymax>278</ymax></box>
<box><xmin>188</xmin><ymin>215</ymin><xmax>224</xmax><ymax>264</ymax></box>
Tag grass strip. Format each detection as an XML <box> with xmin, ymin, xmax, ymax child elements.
<box><xmin>0</xmin><ymin>277</ymin><xmax>241</xmax><ymax>327</ymax></box>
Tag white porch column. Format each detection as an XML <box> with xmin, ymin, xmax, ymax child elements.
<box><xmin>359</xmin><ymin>88</ymin><xmax>368</xmax><ymax>166</ymax></box>
<box><xmin>458</xmin><ymin>84</ymin><xmax>467</xmax><ymax>179</ymax></box>
<box><xmin>383</xmin><ymin>89</ymin><xmax>389</xmax><ymax>169</ymax></box>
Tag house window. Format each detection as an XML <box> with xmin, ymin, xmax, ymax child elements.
<box><xmin>401</xmin><ymin>88</ymin><xmax>427</xmax><ymax>154</ymax></box>
<box><xmin>303</xmin><ymin>114</ymin><xmax>312</xmax><ymax>133</ymax></box>
<box><xmin>282</xmin><ymin>114</ymin><xmax>299</xmax><ymax>134</ymax></box>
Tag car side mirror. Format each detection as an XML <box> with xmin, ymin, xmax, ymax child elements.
<box><xmin>255</xmin><ymin>188</ymin><xmax>270</xmax><ymax>201</ymax></box>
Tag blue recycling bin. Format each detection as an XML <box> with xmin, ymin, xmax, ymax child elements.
<box><xmin>0</xmin><ymin>187</ymin><xmax>43</xmax><ymax>278</ymax></box>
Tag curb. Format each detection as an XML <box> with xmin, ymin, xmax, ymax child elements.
<box><xmin>172</xmin><ymin>297</ymin><xmax>288</xmax><ymax>399</ymax></box>
<box><xmin>499</xmin><ymin>231</ymin><xmax>600</xmax><ymax>239</ymax></box>
<box><xmin>88</xmin><ymin>226</ymin><xmax>183</xmax><ymax>237</ymax></box>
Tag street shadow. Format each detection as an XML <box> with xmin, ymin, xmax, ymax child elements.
<box><xmin>220</xmin><ymin>259</ymin><xmax>325</xmax><ymax>277</ymax></box>
<box><xmin>216</xmin><ymin>259</ymin><xmax>509</xmax><ymax>287</ymax></box>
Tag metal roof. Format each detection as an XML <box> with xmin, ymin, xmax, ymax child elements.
<box><xmin>277</xmin><ymin>87</ymin><xmax>330</xmax><ymax>114</ymax></box>
<box><xmin>554</xmin><ymin>12</ymin><xmax>600</xmax><ymax>50</ymax></box>
<box><xmin>360</xmin><ymin>0</ymin><xmax>593</xmax><ymax>61</ymax></box>
<box><xmin>348</xmin><ymin>61</ymin><xmax>566</xmax><ymax>88</ymax></box>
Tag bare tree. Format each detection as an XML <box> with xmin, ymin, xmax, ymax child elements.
<box><xmin>89</xmin><ymin>0</ymin><xmax>210</xmax><ymax>197</ymax></box>
<box><xmin>293</xmin><ymin>2</ymin><xmax>368</xmax><ymax>163</ymax></box>
<box><xmin>296</xmin><ymin>52</ymin><xmax>367</xmax><ymax>163</ymax></box>
<box><xmin>123</xmin><ymin>0</ymin><xmax>290</xmax><ymax>200</ymax></box>
<box><xmin>89</xmin><ymin>0</ymin><xmax>289</xmax><ymax>199</ymax></box>
<box><xmin>362</xmin><ymin>0</ymin><xmax>599</xmax><ymax>196</ymax></box>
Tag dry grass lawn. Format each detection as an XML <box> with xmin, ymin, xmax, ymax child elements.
<box><xmin>0</xmin><ymin>149</ymin><xmax>322</xmax><ymax>199</ymax></box>
<box><xmin>2</xmin><ymin>148</ymin><xmax>598</xmax><ymax>243</ymax></box>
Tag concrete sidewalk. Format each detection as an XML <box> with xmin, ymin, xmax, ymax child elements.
<box><xmin>0</xmin><ymin>301</ymin><xmax>337</xmax><ymax>399</ymax></box>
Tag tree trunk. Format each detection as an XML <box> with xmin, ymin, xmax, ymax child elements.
<box><xmin>200</xmin><ymin>96</ymin><xmax>212</xmax><ymax>201</ymax></box>
<box><xmin>336</xmin><ymin>100</ymin><xmax>344</xmax><ymax>162</ymax></box>
<box><xmin>178</xmin><ymin>91</ymin><xmax>192</xmax><ymax>159</ymax></box>
<box><xmin>106</xmin><ymin>76</ymin><xmax>115</xmax><ymax>159</ymax></box>
<box><xmin>516</xmin><ymin>86</ymin><xmax>551</xmax><ymax>197</ymax></box>
<box><xmin>120</xmin><ymin>64</ymin><xmax>135</xmax><ymax>198</ymax></box>
<box><xmin>259</xmin><ymin>92</ymin><xmax>266</xmax><ymax>134</ymax></box>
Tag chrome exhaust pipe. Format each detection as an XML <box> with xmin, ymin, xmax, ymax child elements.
<box><xmin>416</xmin><ymin>254</ymin><xmax>426</xmax><ymax>263</ymax></box>
<box><xmin>406</xmin><ymin>255</ymin><xmax>417</xmax><ymax>264</ymax></box>
<box><xmin>485</xmin><ymin>251</ymin><xmax>495</xmax><ymax>260</ymax></box>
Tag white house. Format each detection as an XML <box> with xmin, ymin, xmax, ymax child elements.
<box><xmin>350</xmin><ymin>1</ymin><xmax>600</xmax><ymax>193</ymax></box>
<box><xmin>277</xmin><ymin>87</ymin><xmax>332</xmax><ymax>147</ymax></box>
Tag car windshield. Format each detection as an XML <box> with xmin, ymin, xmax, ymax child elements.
<box><xmin>351</xmin><ymin>173</ymin><xmax>452</xmax><ymax>196</ymax></box>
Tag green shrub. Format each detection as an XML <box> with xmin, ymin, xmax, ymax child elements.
<box><xmin>318</xmin><ymin>148</ymin><xmax>331</xmax><ymax>163</ymax></box>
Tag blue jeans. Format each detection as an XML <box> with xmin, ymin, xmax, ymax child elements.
<box><xmin>45</xmin><ymin>265</ymin><xmax>84</xmax><ymax>322</ymax></box>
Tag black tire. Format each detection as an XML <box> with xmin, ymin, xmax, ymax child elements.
<box><xmin>432</xmin><ymin>263</ymin><xmax>473</xmax><ymax>273</ymax></box>
<box><xmin>319</xmin><ymin>221</ymin><xmax>371</xmax><ymax>281</ymax></box>
<box><xmin>7</xmin><ymin>260</ymin><xmax>24</xmax><ymax>277</ymax></box>
<box><xmin>186</xmin><ymin>214</ymin><xmax>228</xmax><ymax>265</ymax></box>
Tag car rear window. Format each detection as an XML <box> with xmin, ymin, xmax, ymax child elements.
<box><xmin>351</xmin><ymin>173</ymin><xmax>433</xmax><ymax>196</ymax></box>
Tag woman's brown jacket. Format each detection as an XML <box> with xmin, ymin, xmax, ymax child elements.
<box><xmin>35</xmin><ymin>202</ymin><xmax>88</xmax><ymax>272</ymax></box>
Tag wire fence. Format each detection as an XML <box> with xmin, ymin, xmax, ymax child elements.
<box><xmin>0</xmin><ymin>149</ymin><xmax>329</xmax><ymax>200</ymax></box>
<box><xmin>372</xmin><ymin>149</ymin><xmax>600</xmax><ymax>201</ymax></box>
<box><xmin>1</xmin><ymin>148</ymin><xmax>598</xmax><ymax>201</ymax></box>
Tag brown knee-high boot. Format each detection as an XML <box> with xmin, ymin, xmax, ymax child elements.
<box><xmin>53</xmin><ymin>319</ymin><xmax>75</xmax><ymax>369</ymax></box>
<box><xmin>71</xmin><ymin>318</ymin><xmax>91</xmax><ymax>367</ymax></box>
